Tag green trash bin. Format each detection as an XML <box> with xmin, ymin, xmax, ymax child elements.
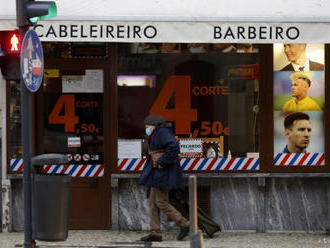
<box><xmin>31</xmin><ymin>154</ymin><xmax>71</xmax><ymax>241</ymax></box>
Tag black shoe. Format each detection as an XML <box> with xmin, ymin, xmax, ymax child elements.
<box><xmin>177</xmin><ymin>226</ymin><xmax>189</xmax><ymax>241</ymax></box>
<box><xmin>140</xmin><ymin>234</ymin><xmax>162</xmax><ymax>242</ymax></box>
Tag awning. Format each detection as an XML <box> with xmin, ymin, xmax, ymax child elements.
<box><xmin>2</xmin><ymin>0</ymin><xmax>330</xmax><ymax>43</ymax></box>
<box><xmin>31</xmin><ymin>21</ymin><xmax>330</xmax><ymax>43</ymax></box>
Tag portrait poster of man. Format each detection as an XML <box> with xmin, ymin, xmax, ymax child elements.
<box><xmin>273</xmin><ymin>44</ymin><xmax>324</xmax><ymax>72</ymax></box>
<box><xmin>273</xmin><ymin>71</ymin><xmax>324</xmax><ymax>111</ymax></box>
<box><xmin>273</xmin><ymin>111</ymin><xmax>324</xmax><ymax>155</ymax></box>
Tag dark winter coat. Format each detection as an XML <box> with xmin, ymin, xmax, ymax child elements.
<box><xmin>138</xmin><ymin>126</ymin><xmax>184</xmax><ymax>190</ymax></box>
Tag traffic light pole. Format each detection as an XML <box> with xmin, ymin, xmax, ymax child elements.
<box><xmin>16</xmin><ymin>1</ymin><xmax>57</xmax><ymax>246</ymax></box>
<box><xmin>18</xmin><ymin>25</ymin><xmax>35</xmax><ymax>248</ymax></box>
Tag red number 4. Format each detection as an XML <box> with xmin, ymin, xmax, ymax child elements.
<box><xmin>150</xmin><ymin>76</ymin><xmax>197</xmax><ymax>135</ymax></box>
<box><xmin>48</xmin><ymin>94</ymin><xmax>79</xmax><ymax>132</ymax></box>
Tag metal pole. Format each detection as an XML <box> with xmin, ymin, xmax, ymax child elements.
<box><xmin>18</xmin><ymin>25</ymin><xmax>34</xmax><ymax>248</ymax></box>
<box><xmin>189</xmin><ymin>176</ymin><xmax>198</xmax><ymax>235</ymax></box>
<box><xmin>189</xmin><ymin>175</ymin><xmax>204</xmax><ymax>248</ymax></box>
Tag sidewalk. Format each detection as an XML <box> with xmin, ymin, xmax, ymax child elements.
<box><xmin>1</xmin><ymin>230</ymin><xmax>330</xmax><ymax>248</ymax></box>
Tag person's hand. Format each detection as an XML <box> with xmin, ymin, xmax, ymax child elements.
<box><xmin>152</xmin><ymin>160</ymin><xmax>163</xmax><ymax>168</ymax></box>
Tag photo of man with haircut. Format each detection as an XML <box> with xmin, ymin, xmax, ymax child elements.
<box><xmin>281</xmin><ymin>43</ymin><xmax>324</xmax><ymax>71</ymax></box>
<box><xmin>282</xmin><ymin>72</ymin><xmax>321</xmax><ymax>111</ymax></box>
<box><xmin>283</xmin><ymin>112</ymin><xmax>311</xmax><ymax>153</ymax></box>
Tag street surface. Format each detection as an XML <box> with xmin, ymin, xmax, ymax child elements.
<box><xmin>1</xmin><ymin>230</ymin><xmax>330</xmax><ymax>248</ymax></box>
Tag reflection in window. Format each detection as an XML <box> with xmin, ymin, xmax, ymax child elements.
<box><xmin>8</xmin><ymin>80</ymin><xmax>22</xmax><ymax>159</ymax></box>
<box><xmin>118</xmin><ymin>43</ymin><xmax>259</xmax><ymax>160</ymax></box>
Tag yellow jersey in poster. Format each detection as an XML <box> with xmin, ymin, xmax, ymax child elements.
<box><xmin>283</xmin><ymin>96</ymin><xmax>321</xmax><ymax>111</ymax></box>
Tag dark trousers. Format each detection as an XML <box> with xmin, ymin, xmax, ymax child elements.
<box><xmin>149</xmin><ymin>187</ymin><xmax>189</xmax><ymax>235</ymax></box>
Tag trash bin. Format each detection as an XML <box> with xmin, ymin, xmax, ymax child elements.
<box><xmin>31</xmin><ymin>154</ymin><xmax>71</xmax><ymax>241</ymax></box>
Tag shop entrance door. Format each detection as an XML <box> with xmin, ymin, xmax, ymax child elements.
<box><xmin>36</xmin><ymin>65</ymin><xmax>110</xmax><ymax>229</ymax></box>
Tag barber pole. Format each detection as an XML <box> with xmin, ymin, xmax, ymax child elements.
<box><xmin>274</xmin><ymin>153</ymin><xmax>325</xmax><ymax>166</ymax></box>
<box><xmin>117</xmin><ymin>157</ymin><xmax>260</xmax><ymax>171</ymax></box>
<box><xmin>11</xmin><ymin>153</ymin><xmax>325</xmax><ymax>175</ymax></box>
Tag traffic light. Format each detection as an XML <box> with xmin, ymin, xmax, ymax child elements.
<box><xmin>0</xmin><ymin>30</ymin><xmax>21</xmax><ymax>79</ymax></box>
<box><xmin>0</xmin><ymin>30</ymin><xmax>21</xmax><ymax>55</ymax></box>
<box><xmin>16</xmin><ymin>0</ymin><xmax>57</xmax><ymax>27</ymax></box>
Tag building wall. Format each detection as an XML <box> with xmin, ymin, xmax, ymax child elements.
<box><xmin>112</xmin><ymin>177</ymin><xmax>328</xmax><ymax>231</ymax></box>
<box><xmin>0</xmin><ymin>74</ymin><xmax>10</xmax><ymax>232</ymax></box>
<box><xmin>2</xmin><ymin>0</ymin><xmax>330</xmax><ymax>21</ymax></box>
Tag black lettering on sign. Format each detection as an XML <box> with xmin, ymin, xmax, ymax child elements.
<box><xmin>117</xmin><ymin>25</ymin><xmax>125</xmax><ymax>38</ymax></box>
<box><xmin>144</xmin><ymin>25</ymin><xmax>157</xmax><ymax>39</ymax></box>
<box><xmin>214</xmin><ymin>26</ymin><xmax>221</xmax><ymax>39</ymax></box>
<box><xmin>248</xmin><ymin>26</ymin><xmax>256</xmax><ymax>39</ymax></box>
<box><xmin>34</xmin><ymin>24</ymin><xmax>44</xmax><ymax>37</ymax></box>
<box><xmin>259</xmin><ymin>26</ymin><xmax>267</xmax><ymax>39</ymax></box>
<box><xmin>286</xmin><ymin>26</ymin><xmax>300</xmax><ymax>40</ymax></box>
<box><xmin>134</xmin><ymin>26</ymin><xmax>141</xmax><ymax>38</ymax></box>
<box><xmin>80</xmin><ymin>25</ymin><xmax>87</xmax><ymax>38</ymax></box>
<box><xmin>275</xmin><ymin>27</ymin><xmax>284</xmax><ymax>39</ymax></box>
<box><xmin>212</xmin><ymin>25</ymin><xmax>300</xmax><ymax>41</ymax></box>
<box><xmin>59</xmin><ymin>25</ymin><xmax>67</xmax><ymax>37</ymax></box>
<box><xmin>70</xmin><ymin>25</ymin><xmax>78</xmax><ymax>38</ymax></box>
<box><xmin>106</xmin><ymin>25</ymin><xmax>114</xmax><ymax>38</ymax></box>
<box><xmin>223</xmin><ymin>27</ymin><xmax>235</xmax><ymax>39</ymax></box>
<box><xmin>90</xmin><ymin>25</ymin><xmax>98</xmax><ymax>38</ymax></box>
<box><xmin>45</xmin><ymin>25</ymin><xmax>57</xmax><ymax>38</ymax></box>
<box><xmin>237</xmin><ymin>26</ymin><xmax>245</xmax><ymax>39</ymax></box>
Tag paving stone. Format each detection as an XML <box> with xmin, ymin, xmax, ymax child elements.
<box><xmin>2</xmin><ymin>230</ymin><xmax>330</xmax><ymax>248</ymax></box>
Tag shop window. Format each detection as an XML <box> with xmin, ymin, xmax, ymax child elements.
<box><xmin>273</xmin><ymin>44</ymin><xmax>325</xmax><ymax>166</ymax></box>
<box><xmin>8</xmin><ymin>80</ymin><xmax>22</xmax><ymax>171</ymax></box>
<box><xmin>40</xmin><ymin>69</ymin><xmax>104</xmax><ymax>169</ymax></box>
<box><xmin>42</xmin><ymin>42</ymin><xmax>108</xmax><ymax>59</ymax></box>
<box><xmin>117</xmin><ymin>43</ymin><xmax>260</xmax><ymax>172</ymax></box>
<box><xmin>9</xmin><ymin>80</ymin><xmax>21</xmax><ymax>156</ymax></box>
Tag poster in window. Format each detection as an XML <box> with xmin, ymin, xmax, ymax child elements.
<box><xmin>273</xmin><ymin>44</ymin><xmax>324</xmax><ymax>72</ymax></box>
<box><xmin>273</xmin><ymin>43</ymin><xmax>325</xmax><ymax>166</ymax></box>
<box><xmin>274</xmin><ymin>111</ymin><xmax>324</xmax><ymax>155</ymax></box>
<box><xmin>273</xmin><ymin>71</ymin><xmax>324</xmax><ymax>111</ymax></box>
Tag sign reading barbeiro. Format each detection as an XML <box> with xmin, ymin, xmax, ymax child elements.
<box><xmin>31</xmin><ymin>21</ymin><xmax>330</xmax><ymax>43</ymax></box>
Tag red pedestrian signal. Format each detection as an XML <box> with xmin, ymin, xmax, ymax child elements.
<box><xmin>9</xmin><ymin>33</ymin><xmax>20</xmax><ymax>52</ymax></box>
<box><xmin>0</xmin><ymin>30</ymin><xmax>20</xmax><ymax>55</ymax></box>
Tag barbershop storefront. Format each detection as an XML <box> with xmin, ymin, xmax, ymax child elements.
<box><xmin>1</xmin><ymin>0</ymin><xmax>330</xmax><ymax>232</ymax></box>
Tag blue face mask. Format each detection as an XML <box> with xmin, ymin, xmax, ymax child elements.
<box><xmin>145</xmin><ymin>127</ymin><xmax>153</xmax><ymax>136</ymax></box>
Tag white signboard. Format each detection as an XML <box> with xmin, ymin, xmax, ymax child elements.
<box><xmin>179</xmin><ymin>139</ymin><xmax>202</xmax><ymax>153</ymax></box>
<box><xmin>68</xmin><ymin>137</ymin><xmax>81</xmax><ymax>148</ymax></box>
<box><xmin>62</xmin><ymin>70</ymin><xmax>103</xmax><ymax>93</ymax></box>
<box><xmin>118</xmin><ymin>139</ymin><xmax>142</xmax><ymax>158</ymax></box>
<box><xmin>31</xmin><ymin>21</ymin><xmax>330</xmax><ymax>43</ymax></box>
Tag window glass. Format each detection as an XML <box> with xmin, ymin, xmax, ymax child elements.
<box><xmin>41</xmin><ymin>70</ymin><xmax>104</xmax><ymax>166</ymax></box>
<box><xmin>8</xmin><ymin>80</ymin><xmax>22</xmax><ymax>161</ymax></box>
<box><xmin>118</xmin><ymin>43</ymin><xmax>260</xmax><ymax>168</ymax></box>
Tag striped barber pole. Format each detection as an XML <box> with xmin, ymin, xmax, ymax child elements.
<box><xmin>10</xmin><ymin>159</ymin><xmax>24</xmax><ymax>172</ymax></box>
<box><xmin>180</xmin><ymin>157</ymin><xmax>259</xmax><ymax>171</ymax></box>
<box><xmin>10</xmin><ymin>159</ymin><xmax>104</xmax><ymax>177</ymax></box>
<box><xmin>118</xmin><ymin>158</ymin><xmax>147</xmax><ymax>171</ymax></box>
<box><xmin>117</xmin><ymin>157</ymin><xmax>259</xmax><ymax>171</ymax></box>
<box><xmin>43</xmin><ymin>164</ymin><xmax>104</xmax><ymax>177</ymax></box>
<box><xmin>274</xmin><ymin>153</ymin><xmax>325</xmax><ymax>166</ymax></box>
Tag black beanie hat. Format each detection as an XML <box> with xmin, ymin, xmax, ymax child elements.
<box><xmin>144</xmin><ymin>114</ymin><xmax>166</xmax><ymax>126</ymax></box>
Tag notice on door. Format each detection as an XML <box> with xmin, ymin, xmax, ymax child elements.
<box><xmin>68</xmin><ymin>137</ymin><xmax>81</xmax><ymax>148</ymax></box>
<box><xmin>118</xmin><ymin>139</ymin><xmax>142</xmax><ymax>158</ymax></box>
<box><xmin>62</xmin><ymin>70</ymin><xmax>103</xmax><ymax>93</ymax></box>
